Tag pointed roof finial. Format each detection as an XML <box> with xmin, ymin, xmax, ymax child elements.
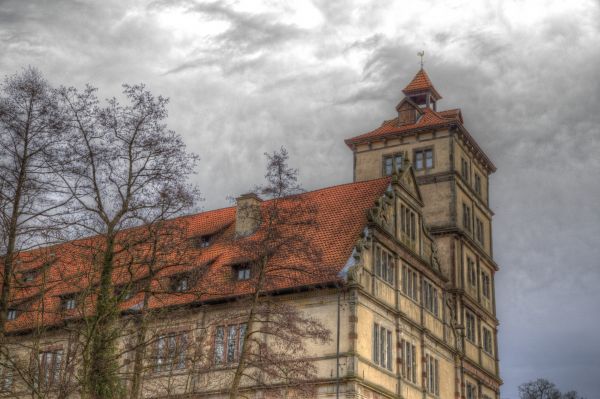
<box><xmin>417</xmin><ymin>50</ymin><xmax>425</xmax><ymax>69</ymax></box>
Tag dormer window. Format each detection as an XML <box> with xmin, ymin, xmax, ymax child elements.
<box><xmin>234</xmin><ymin>264</ymin><xmax>252</xmax><ymax>281</ymax></box>
<box><xmin>61</xmin><ymin>294</ymin><xmax>77</xmax><ymax>311</ymax></box>
<box><xmin>21</xmin><ymin>270</ymin><xmax>37</xmax><ymax>283</ymax></box>
<box><xmin>7</xmin><ymin>309</ymin><xmax>17</xmax><ymax>321</ymax></box>
<box><xmin>197</xmin><ymin>235</ymin><xmax>212</xmax><ymax>248</ymax></box>
<box><xmin>171</xmin><ymin>275</ymin><xmax>190</xmax><ymax>292</ymax></box>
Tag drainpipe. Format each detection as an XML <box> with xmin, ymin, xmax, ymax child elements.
<box><xmin>336</xmin><ymin>287</ymin><xmax>341</xmax><ymax>399</ymax></box>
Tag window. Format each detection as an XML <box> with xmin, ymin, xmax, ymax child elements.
<box><xmin>402</xmin><ymin>266</ymin><xmax>418</xmax><ymax>302</ymax></box>
<box><xmin>475</xmin><ymin>217</ymin><xmax>484</xmax><ymax>246</ymax></box>
<box><xmin>425</xmin><ymin>354</ymin><xmax>440</xmax><ymax>395</ymax></box>
<box><xmin>38</xmin><ymin>350</ymin><xmax>62</xmax><ymax>388</ymax></box>
<box><xmin>22</xmin><ymin>270</ymin><xmax>37</xmax><ymax>283</ymax></box>
<box><xmin>372</xmin><ymin>323</ymin><xmax>392</xmax><ymax>370</ymax></box>
<box><xmin>171</xmin><ymin>275</ymin><xmax>189</xmax><ymax>292</ymax></box>
<box><xmin>234</xmin><ymin>264</ymin><xmax>252</xmax><ymax>281</ymax></box>
<box><xmin>61</xmin><ymin>295</ymin><xmax>76</xmax><ymax>311</ymax></box>
<box><xmin>467</xmin><ymin>257</ymin><xmax>477</xmax><ymax>287</ymax></box>
<box><xmin>461</xmin><ymin>157</ymin><xmax>469</xmax><ymax>181</ymax></box>
<box><xmin>483</xmin><ymin>327</ymin><xmax>493</xmax><ymax>354</ymax></box>
<box><xmin>155</xmin><ymin>332</ymin><xmax>189</xmax><ymax>372</ymax></box>
<box><xmin>6</xmin><ymin>309</ymin><xmax>17</xmax><ymax>321</ymax></box>
<box><xmin>474</xmin><ymin>173</ymin><xmax>482</xmax><ymax>196</ymax></box>
<box><xmin>482</xmin><ymin>271</ymin><xmax>491</xmax><ymax>299</ymax></box>
<box><xmin>422</xmin><ymin>280</ymin><xmax>439</xmax><ymax>316</ymax></box>
<box><xmin>466</xmin><ymin>382</ymin><xmax>477</xmax><ymax>399</ymax></box>
<box><xmin>462</xmin><ymin>203</ymin><xmax>472</xmax><ymax>232</ymax></box>
<box><xmin>465</xmin><ymin>311</ymin><xmax>476</xmax><ymax>343</ymax></box>
<box><xmin>414</xmin><ymin>148</ymin><xmax>433</xmax><ymax>170</ymax></box>
<box><xmin>400</xmin><ymin>204</ymin><xmax>418</xmax><ymax>244</ymax></box>
<box><xmin>0</xmin><ymin>361</ymin><xmax>13</xmax><ymax>392</ymax></box>
<box><xmin>197</xmin><ymin>234</ymin><xmax>213</xmax><ymax>248</ymax></box>
<box><xmin>400</xmin><ymin>339</ymin><xmax>417</xmax><ymax>383</ymax></box>
<box><xmin>374</xmin><ymin>245</ymin><xmax>395</xmax><ymax>284</ymax></box>
<box><xmin>214</xmin><ymin>324</ymin><xmax>246</xmax><ymax>365</ymax></box>
<box><xmin>383</xmin><ymin>153</ymin><xmax>404</xmax><ymax>176</ymax></box>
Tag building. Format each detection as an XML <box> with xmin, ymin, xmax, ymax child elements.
<box><xmin>1</xmin><ymin>67</ymin><xmax>501</xmax><ymax>398</ymax></box>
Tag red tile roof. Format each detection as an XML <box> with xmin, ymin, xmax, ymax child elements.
<box><xmin>345</xmin><ymin>107</ymin><xmax>461</xmax><ymax>146</ymax></box>
<box><xmin>402</xmin><ymin>68</ymin><xmax>441</xmax><ymax>99</ymax></box>
<box><xmin>5</xmin><ymin>178</ymin><xmax>391</xmax><ymax>332</ymax></box>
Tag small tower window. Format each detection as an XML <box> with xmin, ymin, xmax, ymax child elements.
<box><xmin>474</xmin><ymin>173</ymin><xmax>482</xmax><ymax>196</ymax></box>
<box><xmin>414</xmin><ymin>148</ymin><xmax>433</xmax><ymax>170</ymax></box>
<box><xmin>383</xmin><ymin>154</ymin><xmax>403</xmax><ymax>176</ymax></box>
<box><xmin>461</xmin><ymin>157</ymin><xmax>469</xmax><ymax>181</ymax></box>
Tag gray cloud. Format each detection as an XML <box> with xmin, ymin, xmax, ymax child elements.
<box><xmin>1</xmin><ymin>1</ymin><xmax>599</xmax><ymax>397</ymax></box>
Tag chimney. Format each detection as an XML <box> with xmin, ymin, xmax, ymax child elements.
<box><xmin>235</xmin><ymin>193</ymin><xmax>262</xmax><ymax>237</ymax></box>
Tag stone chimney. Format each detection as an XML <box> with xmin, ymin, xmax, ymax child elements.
<box><xmin>235</xmin><ymin>193</ymin><xmax>263</xmax><ymax>237</ymax></box>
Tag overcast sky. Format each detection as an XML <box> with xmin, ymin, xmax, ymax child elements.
<box><xmin>1</xmin><ymin>0</ymin><xmax>599</xmax><ymax>397</ymax></box>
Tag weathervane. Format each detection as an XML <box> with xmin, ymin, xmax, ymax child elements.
<box><xmin>417</xmin><ymin>50</ymin><xmax>425</xmax><ymax>68</ymax></box>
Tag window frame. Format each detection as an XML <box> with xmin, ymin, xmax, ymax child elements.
<box><xmin>422</xmin><ymin>279</ymin><xmax>439</xmax><ymax>317</ymax></box>
<box><xmin>461</xmin><ymin>157</ymin><xmax>469</xmax><ymax>182</ymax></box>
<box><xmin>425</xmin><ymin>353</ymin><xmax>440</xmax><ymax>395</ymax></box>
<box><xmin>401</xmin><ymin>338</ymin><xmax>417</xmax><ymax>383</ymax></box>
<box><xmin>214</xmin><ymin>323</ymin><xmax>247</xmax><ymax>365</ymax></box>
<box><xmin>465</xmin><ymin>310</ymin><xmax>477</xmax><ymax>343</ymax></box>
<box><xmin>374</xmin><ymin>244</ymin><xmax>395</xmax><ymax>285</ymax></box>
<box><xmin>37</xmin><ymin>349</ymin><xmax>63</xmax><ymax>389</ymax></box>
<box><xmin>414</xmin><ymin>147</ymin><xmax>434</xmax><ymax>171</ymax></box>
<box><xmin>482</xmin><ymin>326</ymin><xmax>493</xmax><ymax>355</ymax></box>
<box><xmin>402</xmin><ymin>265</ymin><xmax>419</xmax><ymax>302</ymax></box>
<box><xmin>372</xmin><ymin>323</ymin><xmax>393</xmax><ymax>371</ymax></box>
<box><xmin>154</xmin><ymin>331</ymin><xmax>189</xmax><ymax>372</ymax></box>
<box><xmin>382</xmin><ymin>153</ymin><xmax>404</xmax><ymax>176</ymax></box>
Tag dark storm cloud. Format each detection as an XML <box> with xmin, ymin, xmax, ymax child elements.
<box><xmin>1</xmin><ymin>1</ymin><xmax>599</xmax><ymax>398</ymax></box>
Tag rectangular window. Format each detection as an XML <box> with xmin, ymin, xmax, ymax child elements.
<box><xmin>425</xmin><ymin>354</ymin><xmax>440</xmax><ymax>395</ymax></box>
<box><xmin>474</xmin><ymin>173</ymin><xmax>482</xmax><ymax>196</ymax></box>
<box><xmin>483</xmin><ymin>327</ymin><xmax>493</xmax><ymax>354</ymax></box>
<box><xmin>422</xmin><ymin>280</ymin><xmax>439</xmax><ymax>317</ymax></box>
<box><xmin>402</xmin><ymin>266</ymin><xmax>419</xmax><ymax>302</ymax></box>
<box><xmin>214</xmin><ymin>324</ymin><xmax>246</xmax><ymax>365</ymax></box>
<box><xmin>466</xmin><ymin>382</ymin><xmax>477</xmax><ymax>399</ymax></box>
<box><xmin>155</xmin><ymin>332</ymin><xmax>188</xmax><ymax>372</ymax></box>
<box><xmin>372</xmin><ymin>323</ymin><xmax>392</xmax><ymax>370</ymax></box>
<box><xmin>467</xmin><ymin>257</ymin><xmax>477</xmax><ymax>287</ymax></box>
<box><xmin>383</xmin><ymin>153</ymin><xmax>403</xmax><ymax>176</ymax></box>
<box><xmin>38</xmin><ymin>350</ymin><xmax>62</xmax><ymax>388</ymax></box>
<box><xmin>374</xmin><ymin>244</ymin><xmax>395</xmax><ymax>285</ymax></box>
<box><xmin>414</xmin><ymin>148</ymin><xmax>433</xmax><ymax>170</ymax></box>
<box><xmin>0</xmin><ymin>362</ymin><xmax>13</xmax><ymax>392</ymax></box>
<box><xmin>462</xmin><ymin>203</ymin><xmax>472</xmax><ymax>232</ymax></box>
<box><xmin>475</xmin><ymin>218</ymin><xmax>485</xmax><ymax>246</ymax></box>
<box><xmin>400</xmin><ymin>204</ymin><xmax>418</xmax><ymax>245</ymax></box>
<box><xmin>482</xmin><ymin>271</ymin><xmax>491</xmax><ymax>298</ymax></box>
<box><xmin>61</xmin><ymin>295</ymin><xmax>77</xmax><ymax>311</ymax></box>
<box><xmin>401</xmin><ymin>339</ymin><xmax>417</xmax><ymax>383</ymax></box>
<box><xmin>171</xmin><ymin>275</ymin><xmax>190</xmax><ymax>292</ymax></box>
<box><xmin>466</xmin><ymin>310</ymin><xmax>476</xmax><ymax>343</ymax></box>
<box><xmin>461</xmin><ymin>157</ymin><xmax>469</xmax><ymax>181</ymax></box>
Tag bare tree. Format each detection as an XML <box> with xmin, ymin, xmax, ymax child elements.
<box><xmin>519</xmin><ymin>379</ymin><xmax>586</xmax><ymax>399</ymax></box>
<box><xmin>227</xmin><ymin>148</ymin><xmax>331</xmax><ymax>399</ymax></box>
<box><xmin>0</xmin><ymin>67</ymin><xmax>68</xmax><ymax>338</ymax></box>
<box><xmin>57</xmin><ymin>83</ymin><xmax>198</xmax><ymax>398</ymax></box>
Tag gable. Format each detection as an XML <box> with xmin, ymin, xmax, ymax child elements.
<box><xmin>395</xmin><ymin>159</ymin><xmax>423</xmax><ymax>205</ymax></box>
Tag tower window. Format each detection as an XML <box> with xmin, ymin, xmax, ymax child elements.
<box><xmin>475</xmin><ymin>217</ymin><xmax>485</xmax><ymax>246</ymax></box>
<box><xmin>461</xmin><ymin>157</ymin><xmax>469</xmax><ymax>181</ymax></box>
<box><xmin>383</xmin><ymin>153</ymin><xmax>403</xmax><ymax>176</ymax></box>
<box><xmin>462</xmin><ymin>203</ymin><xmax>472</xmax><ymax>232</ymax></box>
<box><xmin>414</xmin><ymin>148</ymin><xmax>433</xmax><ymax>170</ymax></box>
<box><xmin>467</xmin><ymin>257</ymin><xmax>477</xmax><ymax>287</ymax></box>
<box><xmin>465</xmin><ymin>310</ymin><xmax>476</xmax><ymax>342</ymax></box>
<box><xmin>482</xmin><ymin>271</ymin><xmax>491</xmax><ymax>298</ymax></box>
<box><xmin>483</xmin><ymin>327</ymin><xmax>493</xmax><ymax>354</ymax></box>
<box><xmin>474</xmin><ymin>173</ymin><xmax>482</xmax><ymax>196</ymax></box>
